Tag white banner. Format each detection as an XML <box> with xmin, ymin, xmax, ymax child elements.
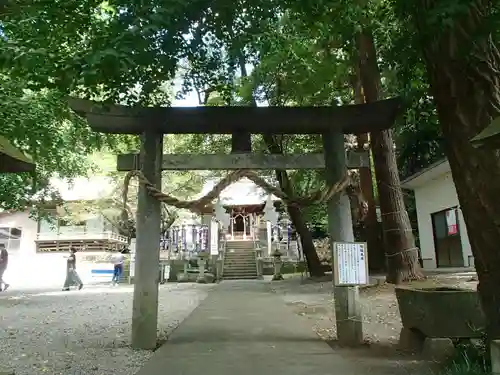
<box><xmin>446</xmin><ymin>208</ymin><xmax>458</xmax><ymax>235</ymax></box>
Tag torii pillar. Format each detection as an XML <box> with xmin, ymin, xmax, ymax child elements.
<box><xmin>132</xmin><ymin>131</ymin><xmax>163</xmax><ymax>349</ymax></box>
<box><xmin>323</xmin><ymin>129</ymin><xmax>363</xmax><ymax>346</ymax></box>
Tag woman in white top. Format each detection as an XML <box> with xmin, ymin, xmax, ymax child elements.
<box><xmin>111</xmin><ymin>249</ymin><xmax>125</xmax><ymax>286</ymax></box>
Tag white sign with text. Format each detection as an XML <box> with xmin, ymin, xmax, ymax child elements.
<box><xmin>333</xmin><ymin>242</ymin><xmax>369</xmax><ymax>286</ymax></box>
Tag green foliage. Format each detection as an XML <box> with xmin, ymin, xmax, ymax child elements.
<box><xmin>0</xmin><ymin>0</ymin><xmax>448</xmax><ymax>231</ymax></box>
<box><xmin>0</xmin><ymin>75</ymin><xmax>132</xmax><ymax>210</ymax></box>
<box><xmin>62</xmin><ymin>137</ymin><xmax>207</xmax><ymax>236</ymax></box>
<box><xmin>440</xmin><ymin>338</ymin><xmax>489</xmax><ymax>375</ymax></box>
<box><xmin>1</xmin><ymin>0</ymin><xmax>279</xmax><ymax>104</ymax></box>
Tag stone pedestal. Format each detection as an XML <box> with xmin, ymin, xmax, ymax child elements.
<box><xmin>398</xmin><ymin>327</ymin><xmax>426</xmax><ymax>353</ymax></box>
<box><xmin>177</xmin><ymin>259</ymin><xmax>190</xmax><ymax>282</ymax></box>
<box><xmin>422</xmin><ymin>338</ymin><xmax>455</xmax><ymax>360</ymax></box>
<box><xmin>491</xmin><ymin>340</ymin><xmax>500</xmax><ymax>375</ymax></box>
<box><xmin>272</xmin><ymin>254</ymin><xmax>284</xmax><ymax>281</ymax></box>
<box><xmin>255</xmin><ymin>249</ymin><xmax>264</xmax><ymax>279</ymax></box>
<box><xmin>216</xmin><ymin>259</ymin><xmax>224</xmax><ymax>281</ymax></box>
<box><xmin>196</xmin><ymin>252</ymin><xmax>209</xmax><ymax>283</ymax></box>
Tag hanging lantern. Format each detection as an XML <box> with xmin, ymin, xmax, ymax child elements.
<box><xmin>171</xmin><ymin>226</ymin><xmax>178</xmax><ymax>251</ymax></box>
<box><xmin>181</xmin><ymin>225</ymin><xmax>187</xmax><ymax>251</ymax></box>
<box><xmin>191</xmin><ymin>224</ymin><xmax>198</xmax><ymax>251</ymax></box>
<box><xmin>200</xmin><ymin>224</ymin><xmax>209</xmax><ymax>252</ymax></box>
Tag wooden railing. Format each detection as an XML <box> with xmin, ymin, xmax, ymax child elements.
<box><xmin>36</xmin><ymin>231</ymin><xmax>128</xmax><ymax>243</ymax></box>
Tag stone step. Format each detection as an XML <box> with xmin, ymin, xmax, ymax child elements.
<box><xmin>224</xmin><ymin>262</ymin><xmax>256</xmax><ymax>267</ymax></box>
<box><xmin>226</xmin><ymin>243</ymin><xmax>255</xmax><ymax>248</ymax></box>
<box><xmin>224</xmin><ymin>269</ymin><xmax>256</xmax><ymax>274</ymax></box>
<box><xmin>223</xmin><ymin>273</ymin><xmax>258</xmax><ymax>279</ymax></box>
<box><xmin>222</xmin><ymin>275</ymin><xmax>259</xmax><ymax>280</ymax></box>
<box><xmin>224</xmin><ymin>253</ymin><xmax>256</xmax><ymax>258</ymax></box>
<box><xmin>222</xmin><ymin>246</ymin><xmax>258</xmax><ymax>279</ymax></box>
<box><xmin>224</xmin><ymin>255</ymin><xmax>256</xmax><ymax>260</ymax></box>
<box><xmin>223</xmin><ymin>268</ymin><xmax>257</xmax><ymax>273</ymax></box>
<box><xmin>224</xmin><ymin>264</ymin><xmax>257</xmax><ymax>270</ymax></box>
<box><xmin>224</xmin><ymin>264</ymin><xmax>255</xmax><ymax>268</ymax></box>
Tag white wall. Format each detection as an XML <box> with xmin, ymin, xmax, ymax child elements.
<box><xmin>414</xmin><ymin>172</ymin><xmax>472</xmax><ymax>268</ymax></box>
<box><xmin>0</xmin><ymin>210</ymin><xmax>38</xmax><ymax>255</ymax></box>
<box><xmin>0</xmin><ymin>211</ymin><xmax>118</xmax><ymax>288</ymax></box>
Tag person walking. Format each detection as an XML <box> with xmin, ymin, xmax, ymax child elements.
<box><xmin>111</xmin><ymin>248</ymin><xmax>125</xmax><ymax>286</ymax></box>
<box><xmin>62</xmin><ymin>247</ymin><xmax>83</xmax><ymax>291</ymax></box>
<box><xmin>0</xmin><ymin>244</ymin><xmax>10</xmax><ymax>292</ymax></box>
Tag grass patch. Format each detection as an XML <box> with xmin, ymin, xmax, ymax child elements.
<box><xmin>440</xmin><ymin>339</ymin><xmax>489</xmax><ymax>375</ymax></box>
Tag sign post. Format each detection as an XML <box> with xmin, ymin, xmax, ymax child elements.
<box><xmin>332</xmin><ymin>241</ymin><xmax>367</xmax><ymax>346</ymax></box>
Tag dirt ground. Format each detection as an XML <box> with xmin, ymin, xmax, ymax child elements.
<box><xmin>269</xmin><ymin>271</ymin><xmax>477</xmax><ymax>350</ymax></box>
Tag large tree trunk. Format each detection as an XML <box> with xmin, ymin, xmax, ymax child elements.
<box><xmin>356</xmin><ymin>30</ymin><xmax>424</xmax><ymax>283</ymax></box>
<box><xmin>352</xmin><ymin>68</ymin><xmax>386</xmax><ymax>272</ymax></box>
<box><xmin>406</xmin><ymin>1</ymin><xmax>500</xmax><ymax>340</ymax></box>
<box><xmin>263</xmin><ymin>134</ymin><xmax>325</xmax><ymax>277</ymax></box>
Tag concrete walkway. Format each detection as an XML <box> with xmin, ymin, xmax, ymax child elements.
<box><xmin>136</xmin><ymin>281</ymin><xmax>431</xmax><ymax>375</ymax></box>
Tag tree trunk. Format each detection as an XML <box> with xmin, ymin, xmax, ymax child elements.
<box><xmin>263</xmin><ymin>134</ymin><xmax>325</xmax><ymax>277</ymax></box>
<box><xmin>287</xmin><ymin>202</ymin><xmax>325</xmax><ymax>276</ymax></box>
<box><xmin>406</xmin><ymin>0</ymin><xmax>500</xmax><ymax>339</ymax></box>
<box><xmin>352</xmin><ymin>68</ymin><xmax>386</xmax><ymax>272</ymax></box>
<box><xmin>356</xmin><ymin>29</ymin><xmax>424</xmax><ymax>283</ymax></box>
<box><xmin>236</xmin><ymin>50</ymin><xmax>325</xmax><ymax>278</ymax></box>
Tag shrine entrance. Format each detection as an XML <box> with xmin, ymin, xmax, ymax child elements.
<box><xmin>229</xmin><ymin>206</ymin><xmax>255</xmax><ymax>241</ymax></box>
<box><xmin>232</xmin><ymin>213</ymin><xmax>245</xmax><ymax>236</ymax></box>
<box><xmin>69</xmin><ymin>97</ymin><xmax>402</xmax><ymax>350</ymax></box>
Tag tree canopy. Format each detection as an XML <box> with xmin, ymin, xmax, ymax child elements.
<box><xmin>0</xmin><ymin>74</ymin><xmax>134</xmax><ymax>210</ymax></box>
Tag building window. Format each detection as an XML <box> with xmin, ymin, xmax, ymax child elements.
<box><xmin>59</xmin><ymin>219</ymin><xmax>85</xmax><ymax>227</ymax></box>
<box><xmin>0</xmin><ymin>227</ymin><xmax>22</xmax><ymax>253</ymax></box>
<box><xmin>431</xmin><ymin>208</ymin><xmax>464</xmax><ymax>267</ymax></box>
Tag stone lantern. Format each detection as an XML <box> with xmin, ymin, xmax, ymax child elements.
<box><xmin>263</xmin><ymin>196</ymin><xmax>283</xmax><ymax>281</ymax></box>
<box><xmin>214</xmin><ymin>199</ymin><xmax>230</xmax><ymax>280</ymax></box>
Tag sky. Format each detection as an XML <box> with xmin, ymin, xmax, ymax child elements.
<box><xmin>170</xmin><ymin>62</ymin><xmax>255</xmax><ymax>107</ymax></box>
<box><xmin>171</xmin><ymin>90</ymin><xmax>199</xmax><ymax>107</ymax></box>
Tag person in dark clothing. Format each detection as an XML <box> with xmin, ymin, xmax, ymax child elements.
<box><xmin>62</xmin><ymin>247</ymin><xmax>83</xmax><ymax>291</ymax></box>
<box><xmin>0</xmin><ymin>244</ymin><xmax>9</xmax><ymax>292</ymax></box>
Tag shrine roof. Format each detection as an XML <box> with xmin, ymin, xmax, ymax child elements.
<box><xmin>68</xmin><ymin>97</ymin><xmax>403</xmax><ymax>135</ymax></box>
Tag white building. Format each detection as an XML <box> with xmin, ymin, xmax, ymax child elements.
<box><xmin>0</xmin><ymin>175</ymin><xmax>285</xmax><ymax>287</ymax></box>
<box><xmin>0</xmin><ymin>176</ymin><xmax>129</xmax><ymax>287</ymax></box>
<box><xmin>401</xmin><ymin>159</ymin><xmax>474</xmax><ymax>269</ymax></box>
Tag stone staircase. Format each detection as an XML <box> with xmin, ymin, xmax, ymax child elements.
<box><xmin>222</xmin><ymin>240</ymin><xmax>259</xmax><ymax>280</ymax></box>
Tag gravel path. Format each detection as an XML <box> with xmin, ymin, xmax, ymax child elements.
<box><xmin>268</xmin><ymin>273</ymin><xmax>477</xmax><ymax>345</ymax></box>
<box><xmin>0</xmin><ymin>283</ymin><xmax>214</xmax><ymax>375</ymax></box>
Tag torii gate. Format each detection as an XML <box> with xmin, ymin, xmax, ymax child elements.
<box><xmin>69</xmin><ymin>97</ymin><xmax>403</xmax><ymax>349</ymax></box>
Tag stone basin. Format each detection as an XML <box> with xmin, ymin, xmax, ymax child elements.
<box><xmin>395</xmin><ymin>285</ymin><xmax>485</xmax><ymax>339</ymax></box>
